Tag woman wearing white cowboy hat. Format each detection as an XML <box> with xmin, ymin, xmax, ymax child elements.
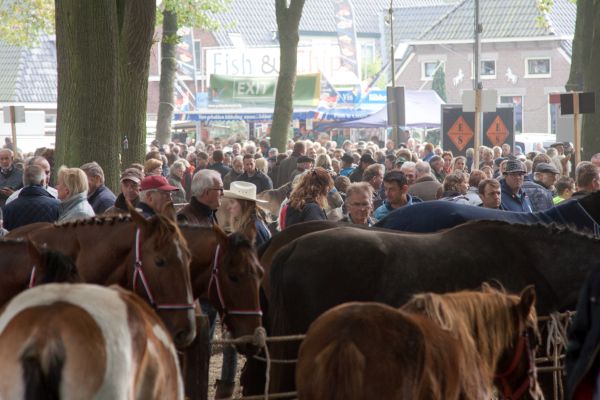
<box><xmin>223</xmin><ymin>181</ymin><xmax>271</xmax><ymax>248</ymax></box>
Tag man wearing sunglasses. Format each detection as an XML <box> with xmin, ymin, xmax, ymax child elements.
<box><xmin>177</xmin><ymin>169</ymin><xmax>223</xmax><ymax>226</ymax></box>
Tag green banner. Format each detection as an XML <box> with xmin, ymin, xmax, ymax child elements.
<box><xmin>209</xmin><ymin>73</ymin><xmax>320</xmax><ymax>107</ymax></box>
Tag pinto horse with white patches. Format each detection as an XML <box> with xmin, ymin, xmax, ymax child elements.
<box><xmin>0</xmin><ymin>283</ymin><xmax>183</xmax><ymax>400</ymax></box>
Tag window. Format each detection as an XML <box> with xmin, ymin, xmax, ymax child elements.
<box><xmin>500</xmin><ymin>96</ymin><xmax>523</xmax><ymax>133</ymax></box>
<box><xmin>480</xmin><ymin>60</ymin><xmax>496</xmax><ymax>78</ymax></box>
<box><xmin>525</xmin><ymin>58</ymin><xmax>551</xmax><ymax>77</ymax></box>
<box><xmin>422</xmin><ymin>61</ymin><xmax>441</xmax><ymax>80</ymax></box>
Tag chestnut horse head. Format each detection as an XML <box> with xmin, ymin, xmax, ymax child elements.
<box><xmin>128</xmin><ymin>206</ymin><xmax>195</xmax><ymax>348</ymax></box>
<box><xmin>0</xmin><ymin>283</ymin><xmax>183</xmax><ymax>399</ymax></box>
<box><xmin>179</xmin><ymin>223</ymin><xmax>264</xmax><ymax>355</ymax></box>
<box><xmin>403</xmin><ymin>285</ymin><xmax>542</xmax><ymax>400</ymax></box>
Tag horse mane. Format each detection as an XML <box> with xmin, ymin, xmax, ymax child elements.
<box><xmin>38</xmin><ymin>249</ymin><xmax>81</xmax><ymax>284</ymax></box>
<box><xmin>454</xmin><ymin>219</ymin><xmax>600</xmax><ymax>242</ymax></box>
<box><xmin>54</xmin><ymin>214</ymin><xmax>132</xmax><ymax>228</ymax></box>
<box><xmin>402</xmin><ymin>287</ymin><xmax>538</xmax><ymax>389</ymax></box>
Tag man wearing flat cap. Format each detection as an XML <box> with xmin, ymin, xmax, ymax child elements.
<box><xmin>500</xmin><ymin>160</ymin><xmax>533</xmax><ymax>212</ymax></box>
<box><xmin>290</xmin><ymin>155</ymin><xmax>315</xmax><ymax>182</ymax></box>
<box><xmin>349</xmin><ymin>153</ymin><xmax>375</xmax><ymax>183</ymax></box>
<box><xmin>104</xmin><ymin>168</ymin><xmax>144</xmax><ymax>215</ymax></box>
<box><xmin>522</xmin><ymin>162</ymin><xmax>557</xmax><ymax>211</ymax></box>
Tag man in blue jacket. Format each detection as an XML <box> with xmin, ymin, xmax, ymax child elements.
<box><xmin>4</xmin><ymin>164</ymin><xmax>60</xmax><ymax>230</ymax></box>
<box><xmin>81</xmin><ymin>161</ymin><xmax>116</xmax><ymax>214</ymax></box>
<box><xmin>500</xmin><ymin>159</ymin><xmax>533</xmax><ymax>212</ymax></box>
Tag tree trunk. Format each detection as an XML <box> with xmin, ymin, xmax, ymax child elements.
<box><xmin>156</xmin><ymin>9</ymin><xmax>178</xmax><ymax>146</ymax></box>
<box><xmin>271</xmin><ymin>0</ymin><xmax>305</xmax><ymax>152</ymax></box>
<box><xmin>55</xmin><ymin>0</ymin><xmax>118</xmax><ymax>187</ymax></box>
<box><xmin>566</xmin><ymin>0</ymin><xmax>589</xmax><ymax>91</ymax></box>
<box><xmin>117</xmin><ymin>0</ymin><xmax>156</xmax><ymax>171</ymax></box>
<box><xmin>581</xmin><ymin>2</ymin><xmax>600</xmax><ymax>160</ymax></box>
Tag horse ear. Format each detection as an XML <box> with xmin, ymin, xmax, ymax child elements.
<box><xmin>160</xmin><ymin>201</ymin><xmax>177</xmax><ymax>222</ymax></box>
<box><xmin>518</xmin><ymin>285</ymin><xmax>536</xmax><ymax>319</ymax></box>
<box><xmin>242</xmin><ymin>221</ymin><xmax>257</xmax><ymax>246</ymax></box>
<box><xmin>213</xmin><ymin>223</ymin><xmax>229</xmax><ymax>247</ymax></box>
<box><xmin>26</xmin><ymin>239</ymin><xmax>43</xmax><ymax>266</ymax></box>
<box><xmin>128</xmin><ymin>200</ymin><xmax>149</xmax><ymax>229</ymax></box>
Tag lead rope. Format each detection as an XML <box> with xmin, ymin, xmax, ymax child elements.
<box><xmin>28</xmin><ymin>265</ymin><xmax>36</xmax><ymax>288</ymax></box>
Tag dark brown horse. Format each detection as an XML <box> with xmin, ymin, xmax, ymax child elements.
<box><xmin>0</xmin><ymin>284</ymin><xmax>184</xmax><ymax>399</ymax></box>
<box><xmin>296</xmin><ymin>286</ymin><xmax>542</xmax><ymax>400</ymax></box>
<box><xmin>6</xmin><ymin>209</ymin><xmax>196</xmax><ymax>349</ymax></box>
<box><xmin>0</xmin><ymin>239</ymin><xmax>80</xmax><ymax>307</ymax></box>
<box><xmin>250</xmin><ymin>221</ymin><xmax>600</xmax><ymax>395</ymax></box>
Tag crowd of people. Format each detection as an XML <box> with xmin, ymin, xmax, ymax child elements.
<box><xmin>1</xmin><ymin>132</ymin><xmax>600</xmax><ymax>397</ymax></box>
<box><xmin>1</xmin><ymin>134</ymin><xmax>597</xmax><ymax>235</ymax></box>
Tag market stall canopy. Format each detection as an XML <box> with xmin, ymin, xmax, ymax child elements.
<box><xmin>319</xmin><ymin>90</ymin><xmax>445</xmax><ymax>129</ymax></box>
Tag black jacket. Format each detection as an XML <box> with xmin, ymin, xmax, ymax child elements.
<box><xmin>237</xmin><ymin>170</ymin><xmax>273</xmax><ymax>194</ymax></box>
<box><xmin>4</xmin><ymin>185</ymin><xmax>60</xmax><ymax>230</ymax></box>
<box><xmin>566</xmin><ymin>264</ymin><xmax>600</xmax><ymax>399</ymax></box>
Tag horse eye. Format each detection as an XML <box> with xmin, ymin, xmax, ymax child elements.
<box><xmin>228</xmin><ymin>274</ymin><xmax>239</xmax><ymax>283</ymax></box>
<box><xmin>155</xmin><ymin>258</ymin><xmax>166</xmax><ymax>267</ymax></box>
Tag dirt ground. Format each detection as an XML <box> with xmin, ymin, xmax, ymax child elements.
<box><xmin>208</xmin><ymin>324</ymin><xmax>247</xmax><ymax>399</ymax></box>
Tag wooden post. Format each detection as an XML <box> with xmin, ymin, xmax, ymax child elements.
<box><xmin>9</xmin><ymin>106</ymin><xmax>17</xmax><ymax>151</ymax></box>
<box><xmin>573</xmin><ymin>92</ymin><xmax>581</xmax><ymax>166</ymax></box>
<box><xmin>184</xmin><ymin>315</ymin><xmax>209</xmax><ymax>400</ymax></box>
<box><xmin>473</xmin><ymin>88</ymin><xmax>481</xmax><ymax>169</ymax></box>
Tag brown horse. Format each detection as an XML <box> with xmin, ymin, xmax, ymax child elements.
<box><xmin>296</xmin><ymin>286</ymin><xmax>543</xmax><ymax>400</ymax></box>
<box><xmin>9</xmin><ymin>219</ymin><xmax>263</xmax><ymax>354</ymax></box>
<box><xmin>0</xmin><ymin>283</ymin><xmax>183</xmax><ymax>399</ymax></box>
<box><xmin>6</xmin><ymin>209</ymin><xmax>196</xmax><ymax>349</ymax></box>
<box><xmin>0</xmin><ymin>239</ymin><xmax>80</xmax><ymax>307</ymax></box>
<box><xmin>178</xmin><ymin>224</ymin><xmax>264</xmax><ymax>354</ymax></box>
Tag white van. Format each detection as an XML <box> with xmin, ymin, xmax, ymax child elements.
<box><xmin>514</xmin><ymin>133</ymin><xmax>557</xmax><ymax>154</ymax></box>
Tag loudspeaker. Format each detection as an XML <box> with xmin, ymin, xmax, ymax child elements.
<box><xmin>387</xmin><ymin>86</ymin><xmax>406</xmax><ymax>127</ymax></box>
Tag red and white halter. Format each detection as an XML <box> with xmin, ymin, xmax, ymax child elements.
<box><xmin>132</xmin><ymin>228</ymin><xmax>194</xmax><ymax>311</ymax></box>
<box><xmin>207</xmin><ymin>244</ymin><xmax>263</xmax><ymax>323</ymax></box>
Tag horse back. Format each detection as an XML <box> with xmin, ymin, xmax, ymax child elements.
<box><xmin>0</xmin><ymin>301</ymin><xmax>106</xmax><ymax>399</ymax></box>
<box><xmin>0</xmin><ymin>284</ymin><xmax>183</xmax><ymax>400</ymax></box>
<box><xmin>296</xmin><ymin>302</ymin><xmax>471</xmax><ymax>400</ymax></box>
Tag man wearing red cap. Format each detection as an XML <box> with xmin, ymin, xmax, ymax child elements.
<box><xmin>137</xmin><ymin>175</ymin><xmax>179</xmax><ymax>218</ymax></box>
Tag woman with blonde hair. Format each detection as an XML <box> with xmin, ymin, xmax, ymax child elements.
<box><xmin>284</xmin><ymin>167</ymin><xmax>334</xmax><ymax>228</ymax></box>
<box><xmin>56</xmin><ymin>166</ymin><xmax>95</xmax><ymax>222</ymax></box>
<box><xmin>144</xmin><ymin>158</ymin><xmax>163</xmax><ymax>176</ymax></box>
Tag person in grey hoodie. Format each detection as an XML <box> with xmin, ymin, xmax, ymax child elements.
<box><xmin>56</xmin><ymin>166</ymin><xmax>96</xmax><ymax>223</ymax></box>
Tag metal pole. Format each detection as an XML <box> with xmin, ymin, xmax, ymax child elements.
<box><xmin>389</xmin><ymin>0</ymin><xmax>400</xmax><ymax>145</ymax></box>
<box><xmin>573</xmin><ymin>92</ymin><xmax>581</xmax><ymax>166</ymax></box>
<box><xmin>9</xmin><ymin>106</ymin><xmax>17</xmax><ymax>151</ymax></box>
<box><xmin>473</xmin><ymin>0</ymin><xmax>482</xmax><ymax>169</ymax></box>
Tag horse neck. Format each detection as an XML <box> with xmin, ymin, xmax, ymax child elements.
<box><xmin>179</xmin><ymin>226</ymin><xmax>219</xmax><ymax>299</ymax></box>
<box><xmin>37</xmin><ymin>221</ymin><xmax>136</xmax><ymax>285</ymax></box>
<box><xmin>446</xmin><ymin>295</ymin><xmax>517</xmax><ymax>384</ymax></box>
